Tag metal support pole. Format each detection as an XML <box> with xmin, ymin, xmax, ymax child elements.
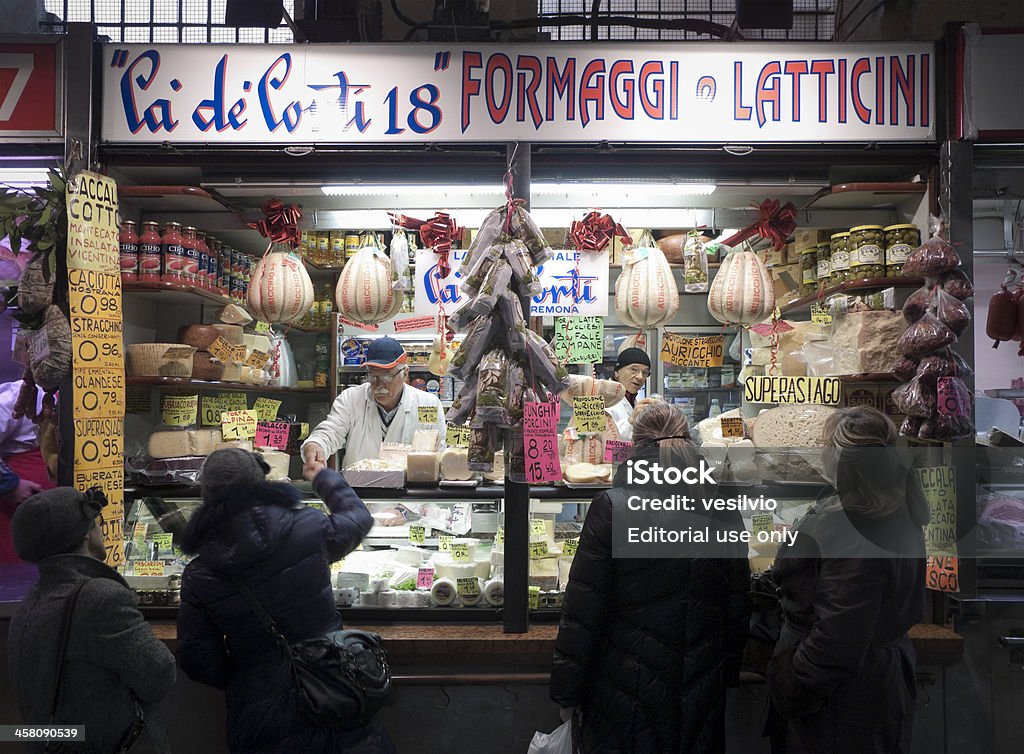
<box><xmin>56</xmin><ymin>23</ymin><xmax>96</xmax><ymax>486</ymax></box>
<box><xmin>503</xmin><ymin>141</ymin><xmax>531</xmax><ymax>634</ymax></box>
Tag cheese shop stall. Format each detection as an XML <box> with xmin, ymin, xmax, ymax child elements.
<box><xmin>0</xmin><ymin>32</ymin><xmax>988</xmax><ymax>753</ymax></box>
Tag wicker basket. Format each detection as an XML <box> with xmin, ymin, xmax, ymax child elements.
<box><xmin>126</xmin><ymin>343</ymin><xmax>196</xmax><ymax>377</ymax></box>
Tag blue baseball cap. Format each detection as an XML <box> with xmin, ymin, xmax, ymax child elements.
<box><xmin>365</xmin><ymin>337</ymin><xmax>408</xmax><ymax>369</ymax></box>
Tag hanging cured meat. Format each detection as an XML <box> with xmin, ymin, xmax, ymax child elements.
<box><xmin>707</xmin><ymin>244</ymin><xmax>775</xmax><ymax>326</ymax></box>
<box><xmin>246</xmin><ymin>248</ymin><xmax>314</xmax><ymax>324</ymax></box>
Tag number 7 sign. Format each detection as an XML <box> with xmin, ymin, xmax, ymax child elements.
<box><xmin>0</xmin><ymin>41</ymin><xmax>60</xmax><ymax>136</ymax></box>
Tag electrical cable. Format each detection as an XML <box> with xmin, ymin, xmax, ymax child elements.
<box><xmin>390</xmin><ymin>0</ymin><xmax>420</xmax><ymax>28</ymax></box>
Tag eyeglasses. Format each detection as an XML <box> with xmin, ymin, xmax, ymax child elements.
<box><xmin>367</xmin><ymin>368</ymin><xmax>405</xmax><ymax>384</ymax></box>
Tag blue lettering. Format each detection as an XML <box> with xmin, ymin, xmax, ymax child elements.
<box><xmin>259</xmin><ymin>54</ymin><xmax>302</xmax><ymax>133</ymax></box>
<box><xmin>120</xmin><ymin>50</ymin><xmax>177</xmax><ymax>134</ymax></box>
<box><xmin>192</xmin><ymin>55</ymin><xmax>247</xmax><ymax>132</ymax></box>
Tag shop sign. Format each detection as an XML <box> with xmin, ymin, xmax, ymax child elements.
<box><xmin>100</xmin><ymin>43</ymin><xmax>935</xmax><ymax>143</ymax></box>
<box><xmin>743</xmin><ymin>375</ymin><xmax>842</xmax><ymax>405</ymax></box>
<box><xmin>553</xmin><ymin>316</ymin><xmax>604</xmax><ymax>364</ymax></box>
<box><xmin>0</xmin><ymin>39</ymin><xmax>62</xmax><ymax>137</ymax></box>
<box><xmin>660</xmin><ymin>333</ymin><xmax>724</xmax><ymax>368</ymax></box>
<box><xmin>66</xmin><ymin>170</ymin><xmax>125</xmax><ymax>568</ymax></box>
<box><xmin>414</xmin><ymin>248</ymin><xmax>468</xmax><ymax>320</ymax></box>
<box><xmin>531</xmin><ymin>250</ymin><xmax>609</xmax><ymax>317</ymax></box>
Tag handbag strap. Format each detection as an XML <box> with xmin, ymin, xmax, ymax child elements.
<box><xmin>49</xmin><ymin>580</ymin><xmax>89</xmax><ymax>720</ymax></box>
<box><xmin>229</xmin><ymin>577</ymin><xmax>290</xmax><ymax>651</ymax></box>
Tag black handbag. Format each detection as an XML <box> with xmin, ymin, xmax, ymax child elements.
<box><xmin>44</xmin><ymin>581</ymin><xmax>145</xmax><ymax>754</ymax></box>
<box><xmin>749</xmin><ymin>568</ymin><xmax>783</xmax><ymax>645</ymax></box>
<box><xmin>231</xmin><ymin>577</ymin><xmax>393</xmax><ymax>729</ymax></box>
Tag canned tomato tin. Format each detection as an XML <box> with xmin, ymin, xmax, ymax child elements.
<box><xmin>229</xmin><ymin>269</ymin><xmax>245</xmax><ymax>300</ymax></box>
<box><xmin>161</xmin><ymin>222</ymin><xmax>186</xmax><ymax>281</ymax></box>
<box><xmin>231</xmin><ymin>248</ymin><xmax>244</xmax><ymax>277</ymax></box>
<box><xmin>119</xmin><ymin>220</ymin><xmax>139</xmax><ymax>282</ymax></box>
<box><xmin>138</xmin><ymin>221</ymin><xmax>162</xmax><ymax>281</ymax></box>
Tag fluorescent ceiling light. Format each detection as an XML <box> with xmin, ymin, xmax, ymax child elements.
<box><xmin>0</xmin><ymin>168</ymin><xmax>54</xmax><ymax>190</ymax></box>
<box><xmin>313</xmin><ymin>209</ymin><xmax>491</xmax><ymax>229</ymax></box>
<box><xmin>321</xmin><ymin>184</ymin><xmax>504</xmax><ymax>197</ymax></box>
<box><xmin>532</xmin><ymin>181</ymin><xmax>716</xmax><ymax>196</ymax></box>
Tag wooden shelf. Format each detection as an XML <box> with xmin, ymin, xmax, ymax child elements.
<box><xmin>123</xmin><ymin>280</ymin><xmax>236</xmax><ymax>307</ymax></box>
<box><xmin>780</xmin><ymin>276</ymin><xmax>924</xmax><ymax>314</ymax></box>
<box><xmin>126</xmin><ymin>377</ymin><xmax>328</xmax><ymax>394</ymax></box>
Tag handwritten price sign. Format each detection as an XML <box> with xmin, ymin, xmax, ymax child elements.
<box><xmin>253</xmin><ymin>397</ymin><xmax>281</xmax><ymax>421</ymax></box>
<box><xmin>721</xmin><ymin>417</ymin><xmax>745</xmax><ymax>438</ymax></box>
<box><xmin>438</xmin><ymin>535</ymin><xmax>453</xmax><ymax>553</ymax></box>
<box><xmin>451</xmin><ymin>542</ymin><xmax>470</xmax><ymax>562</ymax></box>
<box><xmin>562</xmin><ymin>538</ymin><xmax>579</xmax><ymax>556</ymax></box>
<box><xmin>255</xmin><ymin>421</ymin><xmax>290</xmax><ymax>450</ymax></box>
<box><xmin>418</xmin><ymin>405</ymin><xmax>439</xmax><ymax>424</ymax></box>
<box><xmin>446</xmin><ymin>424</ymin><xmax>471</xmax><ymax>447</ymax></box>
<box><xmin>408</xmin><ymin>524</ymin><xmax>426</xmax><ymax>545</ymax></box>
<box><xmin>660</xmin><ymin>333</ymin><xmax>724</xmax><ymax>367</ymax></box>
<box><xmin>572</xmin><ymin>396</ymin><xmax>605</xmax><ymax>434</ymax></box>
<box><xmin>222</xmin><ymin>409</ymin><xmax>258</xmax><ymax>440</ymax></box>
<box><xmin>604</xmin><ymin>439</ymin><xmax>633</xmax><ymax>463</ymax></box>
<box><xmin>529</xmin><ymin>541</ymin><xmax>550</xmax><ymax>558</ymax></box>
<box><xmin>417</xmin><ymin>567</ymin><xmax>435</xmax><ymax>589</ymax></box>
<box><xmin>553</xmin><ymin>316</ymin><xmax>604</xmax><ymax>364</ymax></box>
<box><xmin>524</xmin><ymin>402</ymin><xmax>562</xmax><ymax>483</ymax></box>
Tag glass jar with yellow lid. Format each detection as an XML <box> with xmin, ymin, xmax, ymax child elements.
<box><xmin>883</xmin><ymin>224</ymin><xmax>920</xmax><ymax>277</ymax></box>
<box><xmin>829</xmin><ymin>232</ymin><xmax>851</xmax><ymax>283</ymax></box>
<box><xmin>800</xmin><ymin>247</ymin><xmax>818</xmax><ymax>295</ymax></box>
<box><xmin>815</xmin><ymin>241</ymin><xmax>832</xmax><ymax>287</ymax></box>
<box><xmin>848</xmin><ymin>225</ymin><xmax>885</xmax><ymax>280</ymax></box>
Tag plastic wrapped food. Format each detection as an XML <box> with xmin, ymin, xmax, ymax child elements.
<box><xmin>467</xmin><ymin>423</ymin><xmax>499</xmax><ymax>472</ymax></box>
<box><xmin>505</xmin><ymin>364</ymin><xmax>526</xmax><ymax>427</ymax></box>
<box><xmin>509</xmin><ymin>205</ymin><xmax>553</xmax><ymax>266</ymax></box>
<box><xmin>523</xmin><ymin>329</ymin><xmax>571</xmax><ymax>394</ymax></box>
<box><xmin>460</xmin><ymin>241</ymin><xmax>504</xmax><ymax>298</ymax></box>
<box><xmin>933</xmin><ymin>287</ymin><xmax>971</xmax><ymax>336</ymax></box>
<box><xmin>917</xmin><ymin>414</ymin><xmax>973</xmax><ymax>442</ymax></box>
<box><xmin>902</xmin><ymin>217</ymin><xmax>961</xmax><ymax>277</ymax></box>
<box><xmin>445</xmin><ymin>371</ymin><xmax>479</xmax><ymax>425</ymax></box>
<box><xmin>902</xmin><ymin>285</ymin><xmax>932</xmax><ymax>323</ymax></box>
<box><xmin>899</xmin><ymin>416</ymin><xmax>923</xmax><ymax>439</ymax></box>
<box><xmin>949</xmin><ymin>348</ymin><xmax>974</xmax><ymax>379</ymax></box>
<box><xmin>915</xmin><ymin>353</ymin><xmax>956</xmax><ymax>386</ymax></box>
<box><xmin>448</xmin><ymin>315</ymin><xmax>499</xmax><ymax>380</ymax></box>
<box><xmin>498</xmin><ymin>291</ymin><xmax>529</xmax><ymax>352</ymax></box>
<box><xmin>941</xmin><ymin>268</ymin><xmax>974</xmax><ymax>300</ymax></box>
<box><xmin>502</xmin><ymin>239</ymin><xmax>542</xmax><ymax>297</ymax></box>
<box><xmin>893</xmin><ymin>356</ymin><xmax>919</xmax><ymax>382</ymax></box>
<box><xmin>896</xmin><ymin>312</ymin><xmax>956</xmax><ymax>358</ymax></box>
<box><xmin>891</xmin><ymin>377</ymin><xmax>937</xmax><ymax>418</ymax></box>
<box><xmin>475</xmin><ymin>349</ymin><xmax>511</xmax><ymax>425</ymax></box>
<box><xmin>461</xmin><ymin>206</ymin><xmax>505</xmax><ymax>272</ymax></box>
<box><xmin>466</xmin><ymin>259</ymin><xmax>513</xmax><ymax>318</ymax></box>
<box><xmin>390</xmin><ymin>231</ymin><xmax>411</xmax><ymax>290</ymax></box>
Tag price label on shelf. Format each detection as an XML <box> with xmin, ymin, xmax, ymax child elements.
<box><xmin>253</xmin><ymin>397</ymin><xmax>281</xmax><ymax>421</ymax></box>
<box><xmin>160</xmin><ymin>394</ymin><xmax>198</xmax><ymax>427</ymax></box>
<box><xmin>221</xmin><ymin>409</ymin><xmax>259</xmax><ymax>440</ymax></box>
<box><xmin>438</xmin><ymin>535</ymin><xmax>453</xmax><ymax>553</ymax></box>
<box><xmin>528</xmin><ymin>586</ymin><xmax>541</xmax><ymax>609</ymax></box>
<box><xmin>133</xmin><ymin>560</ymin><xmax>165</xmax><ymax>577</ymax></box>
<box><xmin>446</xmin><ymin>424</ymin><xmax>471</xmax><ymax>448</ymax></box>
<box><xmin>752</xmin><ymin>513</ymin><xmax>775</xmax><ymax>539</ymax></box>
<box><xmin>451</xmin><ymin>542</ymin><xmax>470</xmax><ymax>562</ymax></box>
<box><xmin>408</xmin><ymin>524</ymin><xmax>426</xmax><ymax>545</ymax></box>
<box><xmin>562</xmin><ymin>538</ymin><xmax>580</xmax><ymax>557</ymax></box>
<box><xmin>418</xmin><ymin>406</ymin><xmax>439</xmax><ymax>424</ymax></box>
<box><xmin>254</xmin><ymin>321</ymin><xmax>272</xmax><ymax>335</ymax></box>
<box><xmin>810</xmin><ymin>303</ymin><xmax>833</xmax><ymax>325</ymax></box>
<box><xmin>417</xmin><ymin>567</ymin><xmax>434</xmax><ymax>590</ymax></box>
<box><xmin>572</xmin><ymin>396</ymin><xmax>605</xmax><ymax>434</ymax></box>
<box><xmin>530</xmin><ymin>519</ymin><xmax>548</xmax><ymax>536</ymax></box>
<box><xmin>152</xmin><ymin>533</ymin><xmax>174</xmax><ymax>552</ymax></box>
<box><xmin>721</xmin><ymin>417</ymin><xmax>745</xmax><ymax>438</ymax></box>
<box><xmin>208</xmin><ymin>336</ymin><xmax>235</xmax><ymax>363</ymax></box>
<box><xmin>245</xmin><ymin>349</ymin><xmax>270</xmax><ymax>369</ymax></box>
<box><xmin>456</xmin><ymin>577</ymin><xmax>480</xmax><ymax>597</ymax></box>
<box><xmin>230</xmin><ymin>344</ymin><xmax>247</xmax><ymax>364</ymax></box>
<box><xmin>254</xmin><ymin>421</ymin><xmax>290</xmax><ymax>451</ymax></box>
<box><xmin>529</xmin><ymin>541</ymin><xmax>550</xmax><ymax>559</ymax></box>
<box><xmin>604</xmin><ymin>439</ymin><xmax>633</xmax><ymax>463</ymax></box>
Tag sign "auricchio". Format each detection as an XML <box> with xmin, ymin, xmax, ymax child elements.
<box><xmin>100</xmin><ymin>42</ymin><xmax>934</xmax><ymax>143</ymax></box>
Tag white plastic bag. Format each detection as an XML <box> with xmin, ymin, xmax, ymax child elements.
<box><xmin>528</xmin><ymin>719</ymin><xmax>573</xmax><ymax>754</ymax></box>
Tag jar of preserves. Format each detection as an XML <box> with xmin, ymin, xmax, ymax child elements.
<box><xmin>138</xmin><ymin>221</ymin><xmax>163</xmax><ymax>281</ymax></box>
<box><xmin>829</xmin><ymin>232</ymin><xmax>851</xmax><ymax>283</ymax></box>
<box><xmin>345</xmin><ymin>232</ymin><xmax>360</xmax><ymax>261</ymax></box>
<box><xmin>316</xmin><ymin>232</ymin><xmax>330</xmax><ymax>266</ymax></box>
<box><xmin>883</xmin><ymin>224</ymin><xmax>920</xmax><ymax>277</ymax></box>
<box><xmin>800</xmin><ymin>247</ymin><xmax>817</xmax><ymax>295</ymax></box>
<box><xmin>161</xmin><ymin>222</ymin><xmax>186</xmax><ymax>281</ymax></box>
<box><xmin>119</xmin><ymin>220</ymin><xmax>139</xmax><ymax>282</ymax></box>
<box><xmin>848</xmin><ymin>225</ymin><xmax>885</xmax><ymax>280</ymax></box>
<box><xmin>181</xmin><ymin>226</ymin><xmax>200</xmax><ymax>283</ymax></box>
<box><xmin>329</xmin><ymin>231</ymin><xmax>345</xmax><ymax>267</ymax></box>
<box><xmin>195</xmin><ymin>230</ymin><xmax>211</xmax><ymax>289</ymax></box>
<box><xmin>815</xmin><ymin>241</ymin><xmax>832</xmax><ymax>287</ymax></box>
<box><xmin>300</xmin><ymin>230</ymin><xmax>313</xmax><ymax>260</ymax></box>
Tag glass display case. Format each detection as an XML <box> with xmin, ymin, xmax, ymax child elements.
<box><xmin>657</xmin><ymin>326</ymin><xmax>743</xmax><ymax>426</ymax></box>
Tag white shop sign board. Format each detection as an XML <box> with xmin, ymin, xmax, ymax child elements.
<box><xmin>100</xmin><ymin>42</ymin><xmax>935</xmax><ymax>143</ymax></box>
<box><xmin>411</xmin><ymin>247</ymin><xmax>609</xmax><ymax>329</ymax></box>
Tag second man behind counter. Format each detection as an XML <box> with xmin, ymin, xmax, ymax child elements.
<box><xmin>301</xmin><ymin>337</ymin><xmax>446</xmax><ymax>479</ymax></box>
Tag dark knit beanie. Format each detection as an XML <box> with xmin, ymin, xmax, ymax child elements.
<box><xmin>200</xmin><ymin>448</ymin><xmax>271</xmax><ymax>498</ymax></box>
<box><xmin>12</xmin><ymin>487</ymin><xmax>105</xmax><ymax>562</ymax></box>
<box><xmin>615</xmin><ymin>347</ymin><xmax>651</xmax><ymax>371</ymax></box>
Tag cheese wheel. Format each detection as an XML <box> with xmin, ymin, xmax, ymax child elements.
<box><xmin>148</xmin><ymin>429</ymin><xmax>223</xmax><ymax>459</ymax></box>
<box><xmin>192</xmin><ymin>351</ymin><xmax>226</xmax><ymax>381</ymax></box>
<box><xmin>211</xmin><ymin>324</ymin><xmax>244</xmax><ymax>345</ymax></box>
<box><xmin>177</xmin><ymin>325</ymin><xmax>221</xmax><ymax>350</ymax></box>
<box><xmin>440</xmin><ymin>448</ymin><xmax>473</xmax><ymax>481</ymax></box>
<box><xmin>430</xmin><ymin>578</ymin><xmax>457</xmax><ymax>606</ymax></box>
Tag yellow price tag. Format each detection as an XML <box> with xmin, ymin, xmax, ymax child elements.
<box><xmin>494</xmin><ymin>526</ymin><xmax>504</xmax><ymax>546</ymax></box>
<box><xmin>572</xmin><ymin>396</ymin><xmax>605</xmax><ymax>433</ymax></box>
<box><xmin>528</xmin><ymin>586</ymin><xmax>541</xmax><ymax>609</ymax></box>
<box><xmin>409</xmin><ymin>524</ymin><xmax>426</xmax><ymax>545</ymax></box>
<box><xmin>208</xmin><ymin>336</ymin><xmax>235</xmax><ymax>363</ymax></box>
<box><xmin>254</xmin><ymin>321</ymin><xmax>272</xmax><ymax>334</ymax></box>
<box><xmin>456</xmin><ymin>577</ymin><xmax>480</xmax><ymax>597</ymax></box>
<box><xmin>446</xmin><ymin>424</ymin><xmax>471</xmax><ymax>448</ymax></box>
<box><xmin>245</xmin><ymin>349</ymin><xmax>270</xmax><ymax>369</ymax></box>
<box><xmin>221</xmin><ymin>409</ymin><xmax>259</xmax><ymax>440</ymax></box>
<box><xmin>451</xmin><ymin>542</ymin><xmax>470</xmax><ymax>562</ymax></box>
<box><xmin>562</xmin><ymin>538</ymin><xmax>579</xmax><ymax>557</ymax></box>
<box><xmin>133</xmin><ymin>561</ymin><xmax>165</xmax><ymax>577</ymax></box>
<box><xmin>810</xmin><ymin>303</ymin><xmax>833</xmax><ymax>325</ymax></box>
<box><xmin>529</xmin><ymin>541</ymin><xmax>550</xmax><ymax>559</ymax></box>
<box><xmin>153</xmin><ymin>533</ymin><xmax>173</xmax><ymax>551</ymax></box>
<box><xmin>418</xmin><ymin>406</ymin><xmax>439</xmax><ymax>424</ymax></box>
<box><xmin>752</xmin><ymin>513</ymin><xmax>775</xmax><ymax>538</ymax></box>
<box><xmin>438</xmin><ymin>535</ymin><xmax>453</xmax><ymax>553</ymax></box>
<box><xmin>253</xmin><ymin>397</ymin><xmax>282</xmax><ymax>422</ymax></box>
<box><xmin>530</xmin><ymin>519</ymin><xmax>548</xmax><ymax>536</ymax></box>
<box><xmin>160</xmin><ymin>394</ymin><xmax>198</xmax><ymax>427</ymax></box>
<box><xmin>721</xmin><ymin>417</ymin><xmax>745</xmax><ymax>438</ymax></box>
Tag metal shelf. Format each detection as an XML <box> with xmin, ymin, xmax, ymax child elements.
<box><xmin>126</xmin><ymin>376</ymin><xmax>329</xmax><ymax>394</ymax></box>
<box><xmin>780</xmin><ymin>276</ymin><xmax>924</xmax><ymax>315</ymax></box>
<box><xmin>123</xmin><ymin>280</ymin><xmax>235</xmax><ymax>307</ymax></box>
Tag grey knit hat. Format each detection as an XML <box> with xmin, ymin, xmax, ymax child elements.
<box><xmin>200</xmin><ymin>448</ymin><xmax>271</xmax><ymax>497</ymax></box>
<box><xmin>12</xmin><ymin>487</ymin><xmax>105</xmax><ymax>563</ymax></box>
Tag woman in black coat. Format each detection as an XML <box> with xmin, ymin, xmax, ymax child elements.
<box><xmin>176</xmin><ymin>448</ymin><xmax>389</xmax><ymax>753</ymax></box>
<box><xmin>767</xmin><ymin>406</ymin><xmax>929</xmax><ymax>754</ymax></box>
<box><xmin>550</xmin><ymin>402</ymin><xmax>751</xmax><ymax>754</ymax></box>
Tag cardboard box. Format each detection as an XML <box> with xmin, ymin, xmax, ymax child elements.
<box><xmin>793</xmin><ymin>228</ymin><xmax>831</xmax><ymax>251</ymax></box>
<box><xmin>758</xmin><ymin>245</ymin><xmax>789</xmax><ymax>268</ymax></box>
<box><xmin>770</xmin><ymin>263</ymin><xmax>803</xmax><ymax>303</ymax></box>
<box><xmin>611</xmin><ymin>228</ymin><xmax>646</xmax><ymax>264</ymax></box>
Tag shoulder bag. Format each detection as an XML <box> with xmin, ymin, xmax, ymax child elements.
<box><xmin>44</xmin><ymin>581</ymin><xmax>145</xmax><ymax>754</ymax></box>
<box><xmin>230</xmin><ymin>577</ymin><xmax>393</xmax><ymax>729</ymax></box>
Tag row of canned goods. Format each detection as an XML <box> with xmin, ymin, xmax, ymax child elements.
<box><xmin>801</xmin><ymin>223</ymin><xmax>921</xmax><ymax>295</ymax></box>
<box><xmin>119</xmin><ymin>220</ymin><xmax>257</xmax><ymax>300</ymax></box>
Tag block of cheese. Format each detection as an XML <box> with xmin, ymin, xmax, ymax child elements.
<box><xmin>192</xmin><ymin>351</ymin><xmax>226</xmax><ymax>381</ymax></box>
<box><xmin>258</xmin><ymin>449</ymin><xmax>291</xmax><ymax>480</ymax></box>
<box><xmin>406</xmin><ymin>451</ymin><xmax>440</xmax><ymax>484</ymax></box>
<box><xmin>563</xmin><ymin>462</ymin><xmax>613</xmax><ymax>484</ymax></box>
<box><xmin>221</xmin><ymin>362</ymin><xmax>244</xmax><ymax>382</ymax></box>
<box><xmin>211</xmin><ymin>324</ymin><xmax>244</xmax><ymax>345</ymax></box>
<box><xmin>148</xmin><ymin>429</ymin><xmax>223</xmax><ymax>459</ymax></box>
<box><xmin>831</xmin><ymin>310</ymin><xmax>907</xmax><ymax>375</ymax></box>
<box><xmin>219</xmin><ymin>303</ymin><xmax>253</xmax><ymax>325</ymax></box>
<box><xmin>243</xmin><ymin>333</ymin><xmax>272</xmax><ymax>353</ymax></box>
<box><xmin>440</xmin><ymin>448</ymin><xmax>473</xmax><ymax>481</ymax></box>
<box><xmin>215</xmin><ymin>439</ymin><xmax>253</xmax><ymax>452</ymax></box>
<box><xmin>751</xmin><ymin>405</ymin><xmax>836</xmax><ymax>482</ymax></box>
<box><xmin>412</xmin><ymin>429</ymin><xmax>439</xmax><ymax>451</ymax></box>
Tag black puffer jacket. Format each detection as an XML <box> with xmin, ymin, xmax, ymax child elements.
<box><xmin>176</xmin><ymin>469</ymin><xmax>382</xmax><ymax>754</ymax></box>
<box><xmin>550</xmin><ymin>486</ymin><xmax>751</xmax><ymax>754</ymax></box>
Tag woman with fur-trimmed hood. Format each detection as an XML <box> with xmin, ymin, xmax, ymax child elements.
<box><xmin>176</xmin><ymin>448</ymin><xmax>390</xmax><ymax>753</ymax></box>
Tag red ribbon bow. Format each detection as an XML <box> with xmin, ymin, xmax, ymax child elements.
<box><xmin>389</xmin><ymin>211</ymin><xmax>461</xmax><ymax>278</ymax></box>
<box><xmin>721</xmin><ymin>199</ymin><xmax>798</xmax><ymax>251</ymax></box>
<box><xmin>247</xmin><ymin>199</ymin><xmax>302</xmax><ymax>249</ymax></box>
<box><xmin>569</xmin><ymin>211</ymin><xmax>631</xmax><ymax>252</ymax></box>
